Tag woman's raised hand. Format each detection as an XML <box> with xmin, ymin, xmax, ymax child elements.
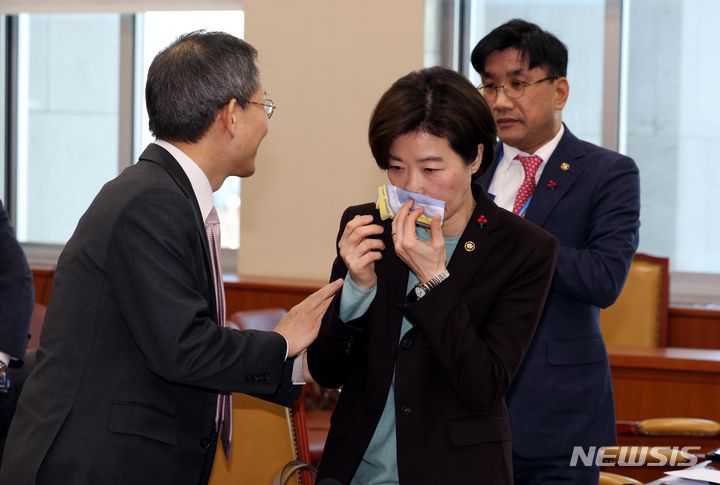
<box><xmin>338</xmin><ymin>215</ymin><xmax>386</xmax><ymax>289</ymax></box>
<box><xmin>392</xmin><ymin>200</ymin><xmax>446</xmax><ymax>283</ymax></box>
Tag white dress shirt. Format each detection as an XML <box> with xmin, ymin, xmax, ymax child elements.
<box><xmin>487</xmin><ymin>125</ymin><xmax>565</xmax><ymax>212</ymax></box>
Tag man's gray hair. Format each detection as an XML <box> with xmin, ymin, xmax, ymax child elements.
<box><xmin>146</xmin><ymin>30</ymin><xmax>260</xmax><ymax>143</ymax></box>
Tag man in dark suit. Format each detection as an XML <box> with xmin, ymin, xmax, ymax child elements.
<box><xmin>471</xmin><ymin>20</ymin><xmax>640</xmax><ymax>484</ymax></box>
<box><xmin>0</xmin><ymin>31</ymin><xmax>341</xmax><ymax>485</ymax></box>
<box><xmin>0</xmin><ymin>200</ymin><xmax>34</xmax><ymax>460</ymax></box>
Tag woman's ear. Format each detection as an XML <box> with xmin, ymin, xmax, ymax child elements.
<box><xmin>470</xmin><ymin>144</ymin><xmax>484</xmax><ymax>174</ymax></box>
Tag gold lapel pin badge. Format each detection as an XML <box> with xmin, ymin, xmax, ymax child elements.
<box><xmin>464</xmin><ymin>241</ymin><xmax>476</xmax><ymax>252</ymax></box>
<box><xmin>560</xmin><ymin>162</ymin><xmax>570</xmax><ymax>171</ymax></box>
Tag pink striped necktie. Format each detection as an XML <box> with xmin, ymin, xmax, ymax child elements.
<box><xmin>205</xmin><ymin>207</ymin><xmax>232</xmax><ymax>459</ymax></box>
<box><xmin>512</xmin><ymin>154</ymin><xmax>543</xmax><ymax>217</ymax></box>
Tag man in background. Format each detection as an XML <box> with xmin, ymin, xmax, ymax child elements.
<box><xmin>2</xmin><ymin>31</ymin><xmax>341</xmax><ymax>485</ymax></box>
<box><xmin>0</xmin><ymin>200</ymin><xmax>34</xmax><ymax>462</ymax></box>
<box><xmin>472</xmin><ymin>19</ymin><xmax>640</xmax><ymax>484</ymax></box>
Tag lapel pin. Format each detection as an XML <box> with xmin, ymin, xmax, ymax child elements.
<box><xmin>464</xmin><ymin>241</ymin><xmax>476</xmax><ymax>252</ymax></box>
<box><xmin>560</xmin><ymin>162</ymin><xmax>570</xmax><ymax>171</ymax></box>
<box><xmin>475</xmin><ymin>214</ymin><xmax>488</xmax><ymax>228</ymax></box>
<box><xmin>547</xmin><ymin>179</ymin><xmax>557</xmax><ymax>190</ymax></box>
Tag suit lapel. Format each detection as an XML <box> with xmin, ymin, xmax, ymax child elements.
<box><xmin>138</xmin><ymin>144</ymin><xmax>217</xmax><ymax>317</ymax></box>
<box><xmin>525</xmin><ymin>128</ymin><xmax>586</xmax><ymax>227</ymax></box>
<box><xmin>445</xmin><ymin>187</ymin><xmax>501</xmax><ymax>292</ymax></box>
<box><xmin>478</xmin><ymin>128</ymin><xmax>588</xmax><ymax>229</ymax></box>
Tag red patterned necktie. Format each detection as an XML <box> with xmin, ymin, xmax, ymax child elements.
<box><xmin>205</xmin><ymin>207</ymin><xmax>232</xmax><ymax>459</ymax></box>
<box><xmin>512</xmin><ymin>154</ymin><xmax>543</xmax><ymax>216</ymax></box>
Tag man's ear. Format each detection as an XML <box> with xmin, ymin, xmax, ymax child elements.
<box><xmin>219</xmin><ymin>98</ymin><xmax>239</xmax><ymax>135</ymax></box>
<box><xmin>554</xmin><ymin>77</ymin><xmax>569</xmax><ymax>110</ymax></box>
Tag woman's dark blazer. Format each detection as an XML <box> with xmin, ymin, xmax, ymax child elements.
<box><xmin>308</xmin><ymin>188</ymin><xmax>559</xmax><ymax>485</ymax></box>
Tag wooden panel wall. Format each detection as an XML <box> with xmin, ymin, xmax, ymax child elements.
<box><xmin>668</xmin><ymin>305</ymin><xmax>720</xmax><ymax>349</ymax></box>
<box><xmin>31</xmin><ymin>267</ymin><xmax>720</xmax><ymax>340</ymax></box>
<box><xmin>32</xmin><ymin>265</ymin><xmax>55</xmax><ymax>306</ymax></box>
<box><xmin>224</xmin><ymin>275</ymin><xmax>324</xmax><ymax>317</ymax></box>
<box><xmin>610</xmin><ymin>347</ymin><xmax>720</xmax><ymax>421</ymax></box>
<box><xmin>609</xmin><ymin>347</ymin><xmax>720</xmax><ymax>482</ymax></box>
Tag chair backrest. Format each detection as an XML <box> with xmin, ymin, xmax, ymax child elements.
<box><xmin>208</xmin><ymin>394</ymin><xmax>308</xmax><ymax>485</ymax></box>
<box><xmin>600</xmin><ymin>253</ymin><xmax>669</xmax><ymax>348</ymax></box>
<box><xmin>598</xmin><ymin>471</ymin><xmax>642</xmax><ymax>485</ymax></box>
<box><xmin>209</xmin><ymin>308</ymin><xmax>314</xmax><ymax>485</ymax></box>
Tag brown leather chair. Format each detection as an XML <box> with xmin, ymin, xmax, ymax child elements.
<box><xmin>599</xmin><ymin>255</ymin><xmax>718</xmax><ymax>482</ymax></box>
<box><xmin>207</xmin><ymin>393</ymin><xmax>312</xmax><ymax>485</ymax></box>
<box><xmin>230</xmin><ymin>308</ymin><xmax>336</xmax><ymax>466</ymax></box>
<box><xmin>598</xmin><ymin>470</ymin><xmax>643</xmax><ymax>485</ymax></box>
<box><xmin>600</xmin><ymin>253</ymin><xmax>669</xmax><ymax>348</ymax></box>
<box><xmin>300</xmin><ymin>374</ymin><xmax>338</xmax><ymax>464</ymax></box>
<box><xmin>303</xmin><ymin>398</ymin><xmax>333</xmax><ymax>464</ymax></box>
<box><xmin>617</xmin><ymin>417</ymin><xmax>720</xmax><ymax>438</ymax></box>
<box><xmin>226</xmin><ymin>309</ymin><xmax>319</xmax><ymax>481</ymax></box>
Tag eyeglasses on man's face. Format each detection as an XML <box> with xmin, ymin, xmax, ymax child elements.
<box><xmin>478</xmin><ymin>76</ymin><xmax>559</xmax><ymax>100</ymax></box>
<box><xmin>248</xmin><ymin>98</ymin><xmax>277</xmax><ymax>119</ymax></box>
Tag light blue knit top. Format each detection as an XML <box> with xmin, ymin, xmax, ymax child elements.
<box><xmin>338</xmin><ymin>229</ymin><xmax>460</xmax><ymax>485</ymax></box>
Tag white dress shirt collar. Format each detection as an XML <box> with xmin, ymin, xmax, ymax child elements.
<box><xmin>153</xmin><ymin>139</ymin><xmax>214</xmax><ymax>221</ymax></box>
<box><xmin>487</xmin><ymin>125</ymin><xmax>565</xmax><ymax>212</ymax></box>
<box><xmin>501</xmin><ymin>123</ymin><xmax>565</xmax><ymax>167</ymax></box>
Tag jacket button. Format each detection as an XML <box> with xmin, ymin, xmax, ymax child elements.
<box><xmin>400</xmin><ymin>337</ymin><xmax>413</xmax><ymax>349</ymax></box>
<box><xmin>399</xmin><ymin>404</ymin><xmax>412</xmax><ymax>416</ymax></box>
<box><xmin>200</xmin><ymin>439</ymin><xmax>211</xmax><ymax>449</ymax></box>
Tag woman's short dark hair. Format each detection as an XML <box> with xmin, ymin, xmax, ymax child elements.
<box><xmin>146</xmin><ymin>31</ymin><xmax>260</xmax><ymax>143</ymax></box>
<box><xmin>368</xmin><ymin>67</ymin><xmax>496</xmax><ymax>175</ymax></box>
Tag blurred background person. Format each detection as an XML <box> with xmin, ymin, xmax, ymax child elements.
<box><xmin>0</xmin><ymin>199</ymin><xmax>34</xmax><ymax>465</ymax></box>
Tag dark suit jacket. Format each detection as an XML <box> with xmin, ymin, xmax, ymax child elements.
<box><xmin>478</xmin><ymin>125</ymin><xmax>641</xmax><ymax>458</ymax></box>
<box><xmin>0</xmin><ymin>145</ymin><xmax>299</xmax><ymax>485</ymax></box>
<box><xmin>0</xmin><ymin>200</ymin><xmax>34</xmax><ymax>464</ymax></box>
<box><xmin>308</xmin><ymin>188</ymin><xmax>558</xmax><ymax>485</ymax></box>
<box><xmin>0</xmin><ymin>200</ymin><xmax>33</xmax><ymax>364</ymax></box>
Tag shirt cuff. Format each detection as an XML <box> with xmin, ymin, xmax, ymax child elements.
<box><xmin>0</xmin><ymin>352</ymin><xmax>10</xmax><ymax>367</ymax></box>
<box><xmin>291</xmin><ymin>350</ymin><xmax>306</xmax><ymax>385</ymax></box>
<box><xmin>276</xmin><ymin>332</ymin><xmax>304</xmax><ymax>384</ymax></box>
<box><xmin>277</xmin><ymin>332</ymin><xmax>290</xmax><ymax>361</ymax></box>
